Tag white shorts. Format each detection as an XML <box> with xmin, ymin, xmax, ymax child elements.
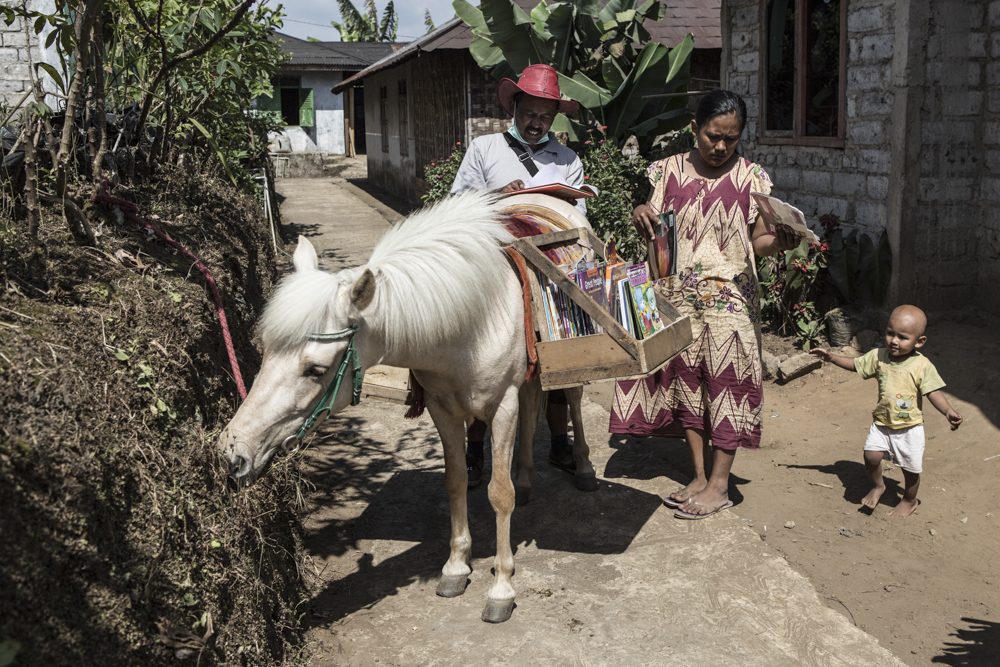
<box><xmin>864</xmin><ymin>423</ymin><xmax>925</xmax><ymax>473</ymax></box>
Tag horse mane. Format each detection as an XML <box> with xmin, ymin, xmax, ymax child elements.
<box><xmin>259</xmin><ymin>190</ymin><xmax>514</xmax><ymax>355</ymax></box>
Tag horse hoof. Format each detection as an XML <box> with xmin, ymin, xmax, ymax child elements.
<box><xmin>435</xmin><ymin>575</ymin><xmax>469</xmax><ymax>598</ymax></box>
<box><xmin>575</xmin><ymin>471</ymin><xmax>599</xmax><ymax>492</ymax></box>
<box><xmin>515</xmin><ymin>486</ymin><xmax>531</xmax><ymax>506</ymax></box>
<box><xmin>481</xmin><ymin>599</ymin><xmax>514</xmax><ymax>623</ymax></box>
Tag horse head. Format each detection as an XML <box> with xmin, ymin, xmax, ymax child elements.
<box><xmin>219</xmin><ymin>235</ymin><xmax>376</xmax><ymax>484</ymax></box>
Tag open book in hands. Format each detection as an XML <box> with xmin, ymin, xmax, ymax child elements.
<box><xmin>751</xmin><ymin>192</ymin><xmax>820</xmax><ymax>244</ymax></box>
<box><xmin>512</xmin><ymin>162</ymin><xmax>598</xmax><ymax>199</ymax></box>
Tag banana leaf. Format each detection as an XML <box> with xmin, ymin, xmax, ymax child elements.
<box><xmin>453</xmin><ymin>0</ymin><xmax>488</xmax><ymax>32</ymax></box>
<box><xmin>557</xmin><ymin>69</ymin><xmax>614</xmax><ymax>111</ymax></box>
<box><xmin>480</xmin><ymin>0</ymin><xmax>545</xmax><ymax>72</ymax></box>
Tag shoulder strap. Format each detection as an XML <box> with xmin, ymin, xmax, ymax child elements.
<box><xmin>503</xmin><ymin>132</ymin><xmax>539</xmax><ymax>177</ymax></box>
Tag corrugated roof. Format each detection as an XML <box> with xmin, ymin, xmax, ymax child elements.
<box><xmin>331</xmin><ymin>0</ymin><xmax>720</xmax><ymax>91</ymax></box>
<box><xmin>274</xmin><ymin>32</ymin><xmax>397</xmax><ymax>70</ymax></box>
<box><xmin>651</xmin><ymin>0</ymin><xmax>721</xmax><ymax>49</ymax></box>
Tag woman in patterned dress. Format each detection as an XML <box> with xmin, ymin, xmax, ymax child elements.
<box><xmin>610</xmin><ymin>90</ymin><xmax>799</xmax><ymax>518</ymax></box>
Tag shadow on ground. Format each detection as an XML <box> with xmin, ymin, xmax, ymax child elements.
<box><xmin>299</xmin><ymin>415</ymin><xmax>663</xmax><ymax>628</ymax></box>
<box><xmin>932</xmin><ymin>617</ymin><xmax>1000</xmax><ymax>665</ymax></box>
<box><xmin>602</xmin><ymin>433</ymin><xmax>749</xmax><ymax>506</ymax></box>
<box><xmin>779</xmin><ymin>461</ymin><xmax>916</xmax><ymax>511</ymax></box>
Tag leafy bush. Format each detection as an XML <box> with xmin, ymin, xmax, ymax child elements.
<box><xmin>421</xmin><ymin>142</ymin><xmax>464</xmax><ymax>205</ymax></box>
<box><xmin>757</xmin><ymin>213</ymin><xmax>893</xmax><ymax>349</ymax></box>
<box><xmin>578</xmin><ymin>131</ymin><xmax>649</xmax><ymax>261</ymax></box>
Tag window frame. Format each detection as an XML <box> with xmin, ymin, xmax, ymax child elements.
<box><xmin>379</xmin><ymin>84</ymin><xmax>389</xmax><ymax>154</ymax></box>
<box><xmin>397</xmin><ymin>79</ymin><xmax>408</xmax><ymax>157</ymax></box>
<box><xmin>758</xmin><ymin>0</ymin><xmax>848</xmax><ymax>147</ymax></box>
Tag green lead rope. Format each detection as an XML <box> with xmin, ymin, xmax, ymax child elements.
<box><xmin>292</xmin><ymin>325</ymin><xmax>363</xmax><ymax>443</ymax></box>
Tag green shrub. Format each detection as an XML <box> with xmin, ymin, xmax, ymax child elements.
<box><xmin>578</xmin><ymin>133</ymin><xmax>649</xmax><ymax>261</ymax></box>
<box><xmin>421</xmin><ymin>142</ymin><xmax>465</xmax><ymax>205</ymax></box>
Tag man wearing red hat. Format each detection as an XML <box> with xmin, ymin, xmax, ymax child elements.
<box><xmin>451</xmin><ymin>63</ymin><xmax>587</xmax><ymax>215</ymax></box>
<box><xmin>451</xmin><ymin>64</ymin><xmax>586</xmax><ymax>487</ymax></box>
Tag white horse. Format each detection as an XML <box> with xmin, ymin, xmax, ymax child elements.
<box><xmin>218</xmin><ymin>191</ymin><xmax>596</xmax><ymax>623</ymax></box>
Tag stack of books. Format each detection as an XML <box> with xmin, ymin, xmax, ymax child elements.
<box><xmin>536</xmin><ymin>256</ymin><xmax>666</xmax><ymax>341</ymax></box>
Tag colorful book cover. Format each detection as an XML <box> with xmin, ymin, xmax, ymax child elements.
<box><xmin>606</xmin><ymin>262</ymin><xmax>628</xmax><ymax>316</ymax></box>
<box><xmin>629</xmin><ymin>280</ymin><xmax>665</xmax><ymax>340</ymax></box>
<box><xmin>626</xmin><ymin>263</ymin><xmax>649</xmax><ymax>288</ymax></box>
<box><xmin>618</xmin><ymin>279</ymin><xmax>635</xmax><ymax>337</ymax></box>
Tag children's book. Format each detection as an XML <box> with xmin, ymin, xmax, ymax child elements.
<box><xmin>625</xmin><ymin>264</ymin><xmax>665</xmax><ymax>339</ymax></box>
<box><xmin>617</xmin><ymin>279</ymin><xmax>635</xmax><ymax>337</ymax></box>
<box><xmin>605</xmin><ymin>262</ymin><xmax>628</xmax><ymax>315</ymax></box>
<box><xmin>648</xmin><ymin>209</ymin><xmax>678</xmax><ymax>280</ymax></box>
<box><xmin>578</xmin><ymin>267</ymin><xmax>606</xmax><ymax>334</ymax></box>
<box><xmin>750</xmin><ymin>192</ymin><xmax>820</xmax><ymax>244</ymax></box>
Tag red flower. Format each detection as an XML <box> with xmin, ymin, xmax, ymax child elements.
<box><xmin>584</xmin><ymin>176</ymin><xmax>590</xmax><ymax>180</ymax></box>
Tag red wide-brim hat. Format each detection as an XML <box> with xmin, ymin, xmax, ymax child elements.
<box><xmin>497</xmin><ymin>64</ymin><xmax>580</xmax><ymax>116</ymax></box>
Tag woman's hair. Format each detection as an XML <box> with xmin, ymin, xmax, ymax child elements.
<box><xmin>694</xmin><ymin>89</ymin><xmax>748</xmax><ymax>131</ymax></box>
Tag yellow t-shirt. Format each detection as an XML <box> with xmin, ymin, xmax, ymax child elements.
<box><xmin>854</xmin><ymin>349</ymin><xmax>946</xmax><ymax>429</ymax></box>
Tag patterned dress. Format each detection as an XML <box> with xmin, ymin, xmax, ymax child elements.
<box><xmin>609</xmin><ymin>154</ymin><xmax>772</xmax><ymax>450</ymax></box>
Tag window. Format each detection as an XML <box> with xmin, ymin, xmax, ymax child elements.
<box><xmin>759</xmin><ymin>0</ymin><xmax>846</xmax><ymax>145</ymax></box>
<box><xmin>255</xmin><ymin>77</ymin><xmax>313</xmax><ymax>127</ymax></box>
<box><xmin>380</xmin><ymin>84</ymin><xmax>389</xmax><ymax>153</ymax></box>
<box><xmin>398</xmin><ymin>80</ymin><xmax>408</xmax><ymax>157</ymax></box>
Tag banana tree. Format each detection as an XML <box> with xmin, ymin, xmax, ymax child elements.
<box><xmin>452</xmin><ymin>0</ymin><xmax>693</xmax><ymax>145</ymax></box>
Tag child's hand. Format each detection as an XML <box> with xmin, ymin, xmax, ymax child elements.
<box><xmin>809</xmin><ymin>348</ymin><xmax>831</xmax><ymax>362</ymax></box>
<box><xmin>947</xmin><ymin>409</ymin><xmax>963</xmax><ymax>431</ymax></box>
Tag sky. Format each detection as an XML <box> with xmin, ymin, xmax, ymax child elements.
<box><xmin>266</xmin><ymin>0</ymin><xmax>459</xmax><ymax>42</ymax></box>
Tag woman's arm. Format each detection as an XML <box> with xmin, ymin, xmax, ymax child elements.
<box><xmin>750</xmin><ymin>215</ymin><xmax>800</xmax><ymax>256</ymax></box>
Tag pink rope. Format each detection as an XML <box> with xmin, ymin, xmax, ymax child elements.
<box><xmin>93</xmin><ymin>188</ymin><xmax>248</xmax><ymax>401</ymax></box>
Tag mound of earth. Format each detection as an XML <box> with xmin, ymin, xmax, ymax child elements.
<box><xmin>0</xmin><ymin>168</ymin><xmax>304</xmax><ymax>666</ymax></box>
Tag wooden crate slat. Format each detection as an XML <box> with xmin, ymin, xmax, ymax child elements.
<box><xmin>510</xmin><ymin>226</ymin><xmax>693</xmax><ymax>389</ymax></box>
<box><xmin>362</xmin><ymin>365</ymin><xmax>412</xmax><ymax>405</ymax></box>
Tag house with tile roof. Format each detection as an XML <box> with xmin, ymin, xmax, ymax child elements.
<box><xmin>261</xmin><ymin>33</ymin><xmax>396</xmax><ymax>155</ymax></box>
<box><xmin>332</xmin><ymin>1</ymin><xmax>722</xmax><ymax>204</ymax></box>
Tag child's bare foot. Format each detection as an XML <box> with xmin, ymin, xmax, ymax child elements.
<box><xmin>888</xmin><ymin>498</ymin><xmax>918</xmax><ymax>518</ymax></box>
<box><xmin>861</xmin><ymin>484</ymin><xmax>885</xmax><ymax>510</ymax></box>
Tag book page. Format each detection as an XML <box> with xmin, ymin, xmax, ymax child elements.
<box><xmin>751</xmin><ymin>192</ymin><xmax>820</xmax><ymax>243</ymax></box>
<box><xmin>526</xmin><ymin>162</ymin><xmax>568</xmax><ymax>188</ymax></box>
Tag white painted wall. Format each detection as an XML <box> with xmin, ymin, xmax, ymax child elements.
<box><xmin>268</xmin><ymin>70</ymin><xmax>345</xmax><ymax>154</ymax></box>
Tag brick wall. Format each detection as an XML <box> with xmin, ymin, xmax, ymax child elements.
<box><xmin>725</xmin><ymin>0</ymin><xmax>896</xmax><ymax>235</ymax></box>
<box><xmin>0</xmin><ymin>1</ymin><xmax>55</xmax><ymax>107</ymax></box>
<box><xmin>467</xmin><ymin>56</ymin><xmax>508</xmax><ymax>142</ymax></box>
<box><xmin>725</xmin><ymin>0</ymin><xmax>996</xmax><ymax>311</ymax></box>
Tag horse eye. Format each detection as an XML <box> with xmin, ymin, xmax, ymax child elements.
<box><xmin>304</xmin><ymin>365</ymin><xmax>327</xmax><ymax>378</ymax></box>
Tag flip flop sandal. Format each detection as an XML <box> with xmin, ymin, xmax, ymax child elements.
<box><xmin>662</xmin><ymin>494</ymin><xmax>689</xmax><ymax>509</ymax></box>
<box><xmin>673</xmin><ymin>500</ymin><xmax>734</xmax><ymax>520</ymax></box>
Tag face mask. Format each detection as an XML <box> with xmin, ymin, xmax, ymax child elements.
<box><xmin>508</xmin><ymin>103</ymin><xmax>550</xmax><ymax>146</ymax></box>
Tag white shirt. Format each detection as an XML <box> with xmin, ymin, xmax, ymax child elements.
<box><xmin>450</xmin><ymin>131</ymin><xmax>588</xmax><ymax>215</ymax></box>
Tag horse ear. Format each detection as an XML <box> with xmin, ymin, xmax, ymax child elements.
<box><xmin>350</xmin><ymin>268</ymin><xmax>376</xmax><ymax>311</ymax></box>
<box><xmin>292</xmin><ymin>235</ymin><xmax>319</xmax><ymax>272</ymax></box>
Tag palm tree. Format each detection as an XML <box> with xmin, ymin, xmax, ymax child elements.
<box><xmin>331</xmin><ymin>0</ymin><xmax>398</xmax><ymax>42</ymax></box>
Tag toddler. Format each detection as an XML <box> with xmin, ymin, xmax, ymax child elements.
<box><xmin>810</xmin><ymin>305</ymin><xmax>962</xmax><ymax>518</ymax></box>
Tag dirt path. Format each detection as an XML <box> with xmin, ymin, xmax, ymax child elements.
<box><xmin>274</xmin><ymin>175</ymin><xmax>932</xmax><ymax>665</ymax></box>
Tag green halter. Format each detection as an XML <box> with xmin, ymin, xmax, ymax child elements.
<box><xmin>282</xmin><ymin>324</ymin><xmax>363</xmax><ymax>454</ymax></box>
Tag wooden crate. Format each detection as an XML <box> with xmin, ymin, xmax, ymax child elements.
<box><xmin>361</xmin><ymin>365</ymin><xmax>412</xmax><ymax>405</ymax></box>
<box><xmin>512</xmin><ymin>228</ymin><xmax>693</xmax><ymax>391</ymax></box>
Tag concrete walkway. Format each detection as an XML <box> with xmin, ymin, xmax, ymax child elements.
<box><xmin>273</xmin><ymin>176</ymin><xmax>908</xmax><ymax>667</ymax></box>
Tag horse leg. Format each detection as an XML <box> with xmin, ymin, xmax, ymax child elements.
<box><xmin>427</xmin><ymin>407</ymin><xmax>473</xmax><ymax>598</ymax></box>
<box><xmin>483</xmin><ymin>386</ymin><xmax>520</xmax><ymax>623</ymax></box>
<box><xmin>564</xmin><ymin>385</ymin><xmax>598</xmax><ymax>492</ymax></box>
<box><xmin>514</xmin><ymin>378</ymin><xmax>543</xmax><ymax>507</ymax></box>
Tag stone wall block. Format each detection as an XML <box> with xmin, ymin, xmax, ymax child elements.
<box><xmin>968</xmin><ymin>63</ymin><xmax>981</xmax><ymax>87</ymax></box>
<box><xmin>992</xmin><ymin>32</ymin><xmax>1000</xmax><ymax>58</ymax></box>
<box><xmin>990</xmin><ymin>0</ymin><xmax>1000</xmax><ymax>26</ymax></box>
<box><xmin>867</xmin><ymin>176</ymin><xmax>888</xmax><ymax>200</ymax></box>
<box><xmin>849</xmin><ymin>120</ymin><xmax>884</xmax><ymax>145</ymax></box>
<box><xmin>860</xmin><ymin>34</ymin><xmax>894</xmax><ymax>61</ymax></box>
<box><xmin>773</xmin><ymin>167</ymin><xmax>800</xmax><ymax>189</ymax></box>
<box><xmin>2</xmin><ymin>32</ymin><xmax>26</xmax><ymax>48</ymax></box>
<box><xmin>0</xmin><ymin>80</ymin><xmax>24</xmax><ymax>92</ymax></box>
<box><xmin>855</xmin><ymin>201</ymin><xmax>887</xmax><ymax>230</ymax></box>
<box><xmin>858</xmin><ymin>149</ymin><xmax>891</xmax><ymax>174</ymax></box>
<box><xmin>987</xmin><ymin>62</ymin><xmax>1000</xmax><ymax>87</ymax></box>
<box><xmin>848</xmin><ymin>6</ymin><xmax>884</xmax><ymax>33</ymax></box>
<box><xmin>860</xmin><ymin>92</ymin><xmax>893</xmax><ymax>116</ymax></box>
<box><xmin>833</xmin><ymin>172</ymin><xmax>866</xmax><ymax>196</ymax></box>
<box><xmin>990</xmin><ymin>90</ymin><xmax>1000</xmax><ymax>113</ymax></box>
<box><xmin>816</xmin><ymin>197</ymin><xmax>848</xmax><ymax>219</ymax></box>
<box><xmin>847</xmin><ymin>65</ymin><xmax>885</xmax><ymax>90</ymax></box>
<box><xmin>986</xmin><ymin>149</ymin><xmax>1000</xmax><ymax>172</ymax></box>
<box><xmin>970</xmin><ymin>33</ymin><xmax>987</xmax><ymax>58</ymax></box>
<box><xmin>942</xmin><ymin>91</ymin><xmax>984</xmax><ymax>116</ymax></box>
<box><xmin>731</xmin><ymin>30</ymin><xmax>752</xmax><ymax>50</ymax></box>
<box><xmin>789</xmin><ymin>193</ymin><xmax>817</xmax><ymax>217</ymax></box>
<box><xmin>735</xmin><ymin>52</ymin><xmax>759</xmax><ymax>73</ymax></box>
<box><xmin>802</xmin><ymin>169</ymin><xmax>833</xmax><ymax>193</ymax></box>
<box><xmin>984</xmin><ymin>178</ymin><xmax>1000</xmax><ymax>202</ymax></box>
<box><xmin>0</xmin><ymin>47</ymin><xmax>17</xmax><ymax>63</ymax></box>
